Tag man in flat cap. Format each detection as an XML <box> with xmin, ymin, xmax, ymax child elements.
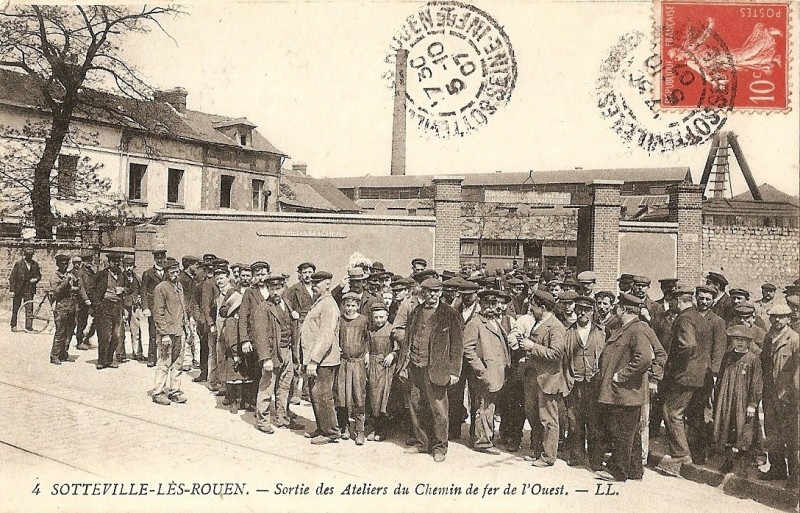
<box><xmin>759</xmin><ymin>304</ymin><xmax>799</xmax><ymax>486</ymax></box>
<box><xmin>656</xmin><ymin>278</ymin><xmax>679</xmax><ymax>312</ymax></box>
<box><xmin>73</xmin><ymin>253</ymin><xmax>95</xmax><ymax>349</ymax></box>
<box><xmin>410</xmin><ymin>258</ymin><xmax>427</xmax><ymax>277</ymax></box>
<box><xmin>141</xmin><ymin>249</ymin><xmax>169</xmax><ymax>368</ymax></box>
<box><xmin>449</xmin><ymin>279</ymin><xmax>481</xmax><ymax>440</ymax></box>
<box><xmin>285</xmin><ymin>262</ymin><xmax>315</xmax><ymax>324</ymax></box>
<box><xmin>151</xmin><ymin>258</ymin><xmax>189</xmax><ymax>405</ymax></box>
<box><xmin>660</xmin><ymin>286</ymin><xmax>708</xmax><ymax>466</ymax></box>
<box><xmin>631</xmin><ymin>275</ymin><xmax>665</xmax><ymax>328</ymax></box>
<box><xmin>462</xmin><ymin>289</ymin><xmax>511</xmax><ymax>455</ymax></box>
<box><xmin>120</xmin><ymin>255</ymin><xmax>142</xmax><ymax>362</ymax></box>
<box><xmin>398</xmin><ymin>277</ymin><xmax>463</xmax><ymax>462</ymax></box>
<box><xmin>441</xmin><ymin>277</ymin><xmax>460</xmax><ymax>307</ymax></box>
<box><xmin>563</xmin><ymin>295</ymin><xmax>606</xmax><ymax>469</ymax></box>
<box><xmin>178</xmin><ymin>256</ymin><xmax>200</xmax><ymax>371</ymax></box>
<box><xmin>87</xmin><ymin>253</ymin><xmax>126</xmax><ymax>370</ymax></box>
<box><xmin>49</xmin><ymin>254</ymin><xmax>89</xmax><ymax>364</ymax></box>
<box><xmin>191</xmin><ymin>261</ymin><xmax>218</xmax><ymax>384</ymax></box>
<box><xmin>577</xmin><ymin>271</ymin><xmax>597</xmax><ymax>299</ymax></box>
<box><xmin>301</xmin><ymin>271</ymin><xmax>342</xmax><ymax>444</ymax></box>
<box><xmin>518</xmin><ymin>289</ymin><xmax>568</xmax><ymax>468</ymax></box>
<box><xmin>239</xmin><ymin>262</ymin><xmax>272</xmax><ymax>377</ymax></box>
<box><xmin>252</xmin><ymin>273</ymin><xmax>302</xmax><ymax>433</ymax></box>
<box><xmin>706</xmin><ymin>271</ymin><xmax>734</xmax><ymax>324</ymax></box>
<box><xmin>9</xmin><ymin>246</ymin><xmax>41</xmax><ymax>333</ymax></box>
<box><xmin>755</xmin><ymin>283</ymin><xmax>777</xmax><ymax>329</ymax></box>
<box><xmin>594</xmin><ymin>293</ymin><xmax>654</xmax><ymax>482</ymax></box>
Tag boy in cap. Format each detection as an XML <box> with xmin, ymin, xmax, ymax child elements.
<box><xmin>49</xmin><ymin>254</ymin><xmax>89</xmax><ymax>364</ymax></box>
<box><xmin>9</xmin><ymin>246</ymin><xmax>41</xmax><ymax>333</ymax></box>
<box><xmin>367</xmin><ymin>302</ymin><xmax>398</xmax><ymax>441</ymax></box>
<box><xmin>151</xmin><ymin>258</ymin><xmax>189</xmax><ymax>405</ymax></box>
<box><xmin>87</xmin><ymin>253</ymin><xmax>126</xmax><ymax>370</ymax></box>
<box><xmin>714</xmin><ymin>325</ymin><xmax>763</xmax><ymax>474</ymax></box>
<box><xmin>759</xmin><ymin>304</ymin><xmax>799</xmax><ymax>486</ymax></box>
<box><xmin>141</xmin><ymin>249</ymin><xmax>169</xmax><ymax>367</ymax></box>
<box><xmin>336</xmin><ymin>292</ymin><xmax>371</xmax><ymax>445</ymax></box>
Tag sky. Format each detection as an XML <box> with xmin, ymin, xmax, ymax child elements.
<box><xmin>125</xmin><ymin>1</ymin><xmax>799</xmax><ymax>197</ymax></box>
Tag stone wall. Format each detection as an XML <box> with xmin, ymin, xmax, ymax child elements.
<box><xmin>702</xmin><ymin>225</ymin><xmax>800</xmax><ymax>295</ymax></box>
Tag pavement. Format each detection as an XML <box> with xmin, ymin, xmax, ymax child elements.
<box><xmin>0</xmin><ymin>320</ymin><xmax>796</xmax><ymax>513</ymax></box>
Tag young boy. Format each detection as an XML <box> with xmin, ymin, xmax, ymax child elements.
<box><xmin>714</xmin><ymin>324</ymin><xmax>763</xmax><ymax>474</ymax></box>
<box><xmin>336</xmin><ymin>292</ymin><xmax>371</xmax><ymax>445</ymax></box>
<box><xmin>367</xmin><ymin>303</ymin><xmax>398</xmax><ymax>441</ymax></box>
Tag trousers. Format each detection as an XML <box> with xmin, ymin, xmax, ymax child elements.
<box><xmin>95</xmin><ymin>301</ymin><xmax>123</xmax><ymax>367</ymax></box>
<box><xmin>10</xmin><ymin>292</ymin><xmax>33</xmax><ymax>330</ymax></box>
<box><xmin>604</xmin><ymin>403</ymin><xmax>643</xmax><ymax>480</ymax></box>
<box><xmin>309</xmin><ymin>365</ymin><xmax>340</xmax><ymax>438</ymax></box>
<box><xmin>154</xmin><ymin>334</ymin><xmax>183</xmax><ymax>396</ymax></box>
<box><xmin>256</xmin><ymin>347</ymin><xmax>295</xmax><ymax>428</ymax></box>
<box><xmin>523</xmin><ymin>372</ymin><xmax>560</xmax><ymax>463</ymax></box>
<box><xmin>409</xmin><ymin>364</ymin><xmax>450</xmax><ymax>455</ymax></box>
<box><xmin>51</xmin><ymin>303</ymin><xmax>76</xmax><ymax>360</ymax></box>
<box><xmin>566</xmin><ymin>379</ymin><xmax>603</xmax><ymax>467</ymax></box>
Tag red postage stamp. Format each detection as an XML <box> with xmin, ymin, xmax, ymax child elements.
<box><xmin>659</xmin><ymin>1</ymin><xmax>790</xmax><ymax>111</ymax></box>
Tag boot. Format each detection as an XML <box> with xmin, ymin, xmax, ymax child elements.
<box><xmin>228</xmin><ymin>382</ymin><xmax>240</xmax><ymax>414</ymax></box>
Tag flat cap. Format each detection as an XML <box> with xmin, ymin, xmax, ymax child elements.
<box><xmin>632</xmin><ymin>275</ymin><xmax>651</xmax><ymax>285</ymax></box>
<box><xmin>297</xmin><ymin>262</ymin><xmax>315</xmax><ymax>272</ymax></box>
<box><xmin>371</xmin><ymin>302</ymin><xmax>389</xmax><ymax>312</ymax></box>
<box><xmin>420</xmin><ymin>277</ymin><xmax>442</xmax><ymax>290</ymax></box>
<box><xmin>658</xmin><ymin>278</ymin><xmax>679</xmax><ymax>286</ymax></box>
<box><xmin>164</xmin><ymin>258</ymin><xmax>180</xmax><ymax>270</ymax></box>
<box><xmin>341</xmin><ymin>291</ymin><xmax>361</xmax><ymax>302</ymax></box>
<box><xmin>122</xmin><ymin>255</ymin><xmax>135</xmax><ymax>265</ymax></box>
<box><xmin>413</xmin><ymin>269</ymin><xmax>438</xmax><ymax>283</ymax></box>
<box><xmin>442</xmin><ymin>277</ymin><xmax>462</xmax><ymax>291</ymax></box>
<box><xmin>478</xmin><ymin>289</ymin><xmax>501</xmax><ymax>301</ymax></box>
<box><xmin>507</xmin><ymin>277</ymin><xmax>524</xmax><ymax>286</ymax></box>
<box><xmin>55</xmin><ymin>254</ymin><xmax>70</xmax><ymax>263</ymax></box>
<box><xmin>671</xmin><ymin>286</ymin><xmax>695</xmax><ymax>298</ymax></box>
<box><xmin>81</xmin><ymin>251</ymin><xmax>94</xmax><ymax>259</ymax></box>
<box><xmin>729</xmin><ymin>288</ymin><xmax>750</xmax><ymax>299</ymax></box>
<box><xmin>459</xmin><ymin>281</ymin><xmax>480</xmax><ymax>293</ymax></box>
<box><xmin>575</xmin><ymin>295</ymin><xmax>595</xmax><ymax>309</ymax></box>
<box><xmin>726</xmin><ymin>325</ymin><xmax>754</xmax><ymax>339</ymax></box>
<box><xmin>106</xmin><ymin>252</ymin><xmax>123</xmax><ymax>262</ymax></box>
<box><xmin>212</xmin><ymin>258</ymin><xmax>229</xmax><ymax>267</ymax></box>
<box><xmin>617</xmin><ymin>293</ymin><xmax>644</xmax><ymax>308</ymax></box>
<box><xmin>251</xmin><ymin>261</ymin><xmax>270</xmax><ymax>271</ymax></box>
<box><xmin>264</xmin><ymin>273</ymin><xmax>288</xmax><ymax>284</ymax></box>
<box><xmin>761</xmin><ymin>283</ymin><xmax>777</xmax><ymax>291</ymax></box>
<box><xmin>310</xmin><ymin>271</ymin><xmax>333</xmax><ymax>282</ymax></box>
<box><xmin>182</xmin><ymin>255</ymin><xmax>199</xmax><ymax>265</ymax></box>
<box><xmin>577</xmin><ymin>271</ymin><xmax>597</xmax><ymax>282</ymax></box>
<box><xmin>391</xmin><ymin>279</ymin><xmax>411</xmax><ymax>291</ymax></box>
<box><xmin>411</xmin><ymin>258</ymin><xmax>427</xmax><ymax>266</ymax></box>
<box><xmin>733</xmin><ymin>302</ymin><xmax>756</xmax><ymax>316</ymax></box>
<box><xmin>784</xmin><ymin>285</ymin><xmax>800</xmax><ymax>296</ymax></box>
<box><xmin>152</xmin><ymin>249</ymin><xmax>167</xmax><ymax>257</ymax></box>
<box><xmin>706</xmin><ymin>271</ymin><xmax>729</xmax><ymax>287</ymax></box>
<box><xmin>696</xmin><ymin>284</ymin><xmax>717</xmax><ymax>296</ymax></box>
<box><xmin>230</xmin><ymin>263</ymin><xmax>242</xmax><ymax>270</ymax></box>
<box><xmin>558</xmin><ymin>290</ymin><xmax>579</xmax><ymax>302</ymax></box>
<box><xmin>532</xmin><ymin>289</ymin><xmax>556</xmax><ymax>307</ymax></box>
<box><xmin>212</xmin><ymin>266</ymin><xmax>230</xmax><ymax>276</ymax></box>
<box><xmin>768</xmin><ymin>304</ymin><xmax>792</xmax><ymax>316</ymax></box>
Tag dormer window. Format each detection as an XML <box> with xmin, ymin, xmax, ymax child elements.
<box><xmin>212</xmin><ymin>117</ymin><xmax>257</xmax><ymax>147</ymax></box>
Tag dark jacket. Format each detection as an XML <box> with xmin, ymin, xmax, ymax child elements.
<box><xmin>711</xmin><ymin>293</ymin><xmax>734</xmax><ymax>324</ymax></box>
<box><xmin>463</xmin><ymin>314</ymin><xmax>511</xmax><ymax>393</ymax></box>
<box><xmin>177</xmin><ymin>270</ymin><xmax>198</xmax><ymax>319</ymax></box>
<box><xmin>240</xmin><ymin>286</ymin><xmax>270</xmax><ymax>343</ymax></box>
<box><xmin>523</xmin><ymin>313</ymin><xmax>569</xmax><ymax>395</ymax></box>
<box><xmin>399</xmin><ymin>301</ymin><xmax>464</xmax><ymax>387</ymax></box>
<box><xmin>87</xmin><ymin>268</ymin><xmax>124</xmax><ymax>307</ymax></box>
<box><xmin>564</xmin><ymin>321</ymin><xmax>606</xmax><ymax>391</ymax></box>
<box><xmin>663</xmin><ymin>306</ymin><xmax>707</xmax><ymax>388</ymax></box>
<box><xmin>152</xmin><ymin>280</ymin><xmax>188</xmax><ymax>336</ymax></box>
<box><xmin>283</xmin><ymin>281</ymin><xmax>316</xmax><ymax>323</ymax></box>
<box><xmin>140</xmin><ymin>267</ymin><xmax>167</xmax><ymax>312</ymax></box>
<box><xmin>597</xmin><ymin>319</ymin><xmax>654</xmax><ymax>406</ymax></box>
<box><xmin>9</xmin><ymin>258</ymin><xmax>41</xmax><ymax>296</ymax></box>
<box><xmin>699</xmin><ymin>309</ymin><xmax>728</xmax><ymax>375</ymax></box>
<box><xmin>251</xmin><ymin>299</ymin><xmax>300</xmax><ymax>366</ymax></box>
<box><xmin>195</xmin><ymin>278</ymin><xmax>219</xmax><ymax>329</ymax></box>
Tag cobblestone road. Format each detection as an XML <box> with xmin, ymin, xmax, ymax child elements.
<box><xmin>0</xmin><ymin>323</ymin><xmax>781</xmax><ymax>513</ymax></box>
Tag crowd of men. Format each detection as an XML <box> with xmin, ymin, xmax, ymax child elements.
<box><xmin>9</xmin><ymin>247</ymin><xmax>800</xmax><ymax>487</ymax></box>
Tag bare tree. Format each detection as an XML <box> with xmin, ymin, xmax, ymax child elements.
<box><xmin>462</xmin><ymin>201</ymin><xmax>503</xmax><ymax>266</ymax></box>
<box><xmin>0</xmin><ymin>5</ymin><xmax>182</xmax><ymax>237</ymax></box>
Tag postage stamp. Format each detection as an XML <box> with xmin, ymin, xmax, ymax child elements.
<box><xmin>385</xmin><ymin>0</ymin><xmax>517</xmax><ymax>138</ymax></box>
<box><xmin>658</xmin><ymin>1</ymin><xmax>790</xmax><ymax>111</ymax></box>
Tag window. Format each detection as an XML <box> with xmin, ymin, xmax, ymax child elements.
<box><xmin>220</xmin><ymin>175</ymin><xmax>234</xmax><ymax>208</ymax></box>
<box><xmin>252</xmin><ymin>179</ymin><xmax>266</xmax><ymax>211</ymax></box>
<box><xmin>57</xmin><ymin>154</ymin><xmax>78</xmax><ymax>197</ymax></box>
<box><xmin>482</xmin><ymin>241</ymin><xmax>519</xmax><ymax>257</ymax></box>
<box><xmin>167</xmin><ymin>168</ymin><xmax>184</xmax><ymax>204</ymax></box>
<box><xmin>240</xmin><ymin>133</ymin><xmax>248</xmax><ymax>146</ymax></box>
<box><xmin>128</xmin><ymin>163</ymin><xmax>147</xmax><ymax>201</ymax></box>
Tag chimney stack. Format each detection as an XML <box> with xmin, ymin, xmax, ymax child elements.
<box><xmin>292</xmin><ymin>163</ymin><xmax>308</xmax><ymax>175</ymax></box>
<box><xmin>154</xmin><ymin>87</ymin><xmax>188</xmax><ymax>113</ymax></box>
<box><xmin>390</xmin><ymin>49</ymin><xmax>408</xmax><ymax>176</ymax></box>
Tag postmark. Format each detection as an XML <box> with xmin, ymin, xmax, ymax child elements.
<box><xmin>658</xmin><ymin>1</ymin><xmax>790</xmax><ymax>111</ymax></box>
<box><xmin>385</xmin><ymin>1</ymin><xmax>517</xmax><ymax>138</ymax></box>
<box><xmin>596</xmin><ymin>30</ymin><xmax>731</xmax><ymax>153</ymax></box>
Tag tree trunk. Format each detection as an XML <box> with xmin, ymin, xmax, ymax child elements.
<box><xmin>32</xmin><ymin>109</ymin><xmax>72</xmax><ymax>239</ymax></box>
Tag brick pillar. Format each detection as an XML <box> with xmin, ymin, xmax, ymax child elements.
<box><xmin>587</xmin><ymin>180</ymin><xmax>623</xmax><ymax>292</ymax></box>
<box><xmin>668</xmin><ymin>182</ymin><xmax>704</xmax><ymax>286</ymax></box>
<box><xmin>433</xmin><ymin>176</ymin><xmax>464</xmax><ymax>272</ymax></box>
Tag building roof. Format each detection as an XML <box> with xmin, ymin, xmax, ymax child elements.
<box><xmin>732</xmin><ymin>183</ymin><xmax>799</xmax><ymax>206</ymax></box>
<box><xmin>0</xmin><ymin>68</ymin><xmax>286</xmax><ymax>156</ymax></box>
<box><xmin>279</xmin><ymin>169</ymin><xmax>361</xmax><ymax>213</ymax></box>
<box><xmin>703</xmin><ymin>198</ymin><xmax>800</xmax><ymax>216</ymax></box>
<box><xmin>357</xmin><ymin>198</ymin><xmax>434</xmax><ymax>211</ymax></box>
<box><xmin>328</xmin><ymin>167</ymin><xmax>691</xmax><ymax>189</ymax></box>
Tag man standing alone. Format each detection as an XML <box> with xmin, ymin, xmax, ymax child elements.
<box><xmin>9</xmin><ymin>246</ymin><xmax>41</xmax><ymax>333</ymax></box>
<box><xmin>141</xmin><ymin>249</ymin><xmax>168</xmax><ymax>368</ymax></box>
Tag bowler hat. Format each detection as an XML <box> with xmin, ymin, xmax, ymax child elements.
<box><xmin>152</xmin><ymin>249</ymin><xmax>167</xmax><ymax>257</ymax></box>
<box><xmin>617</xmin><ymin>273</ymin><xmax>634</xmax><ymax>283</ymax></box>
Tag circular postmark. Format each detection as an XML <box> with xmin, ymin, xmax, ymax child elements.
<box><xmin>596</xmin><ymin>30</ymin><xmax>733</xmax><ymax>153</ymax></box>
<box><xmin>384</xmin><ymin>1</ymin><xmax>517</xmax><ymax>138</ymax></box>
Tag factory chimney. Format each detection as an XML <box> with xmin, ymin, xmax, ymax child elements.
<box><xmin>390</xmin><ymin>49</ymin><xmax>408</xmax><ymax>176</ymax></box>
